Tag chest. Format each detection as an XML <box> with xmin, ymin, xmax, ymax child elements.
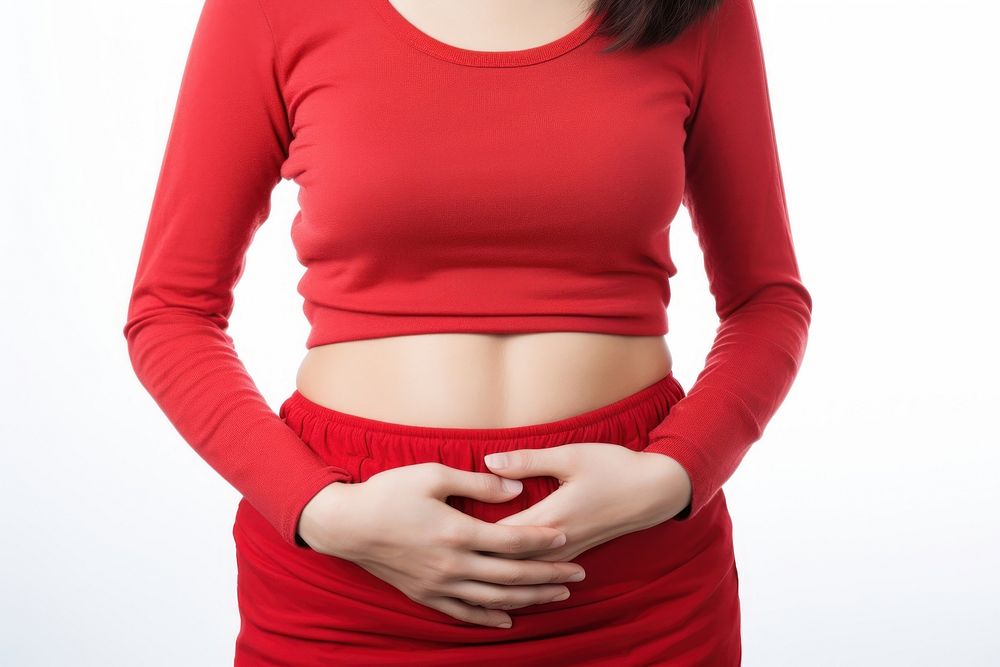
<box><xmin>276</xmin><ymin>9</ymin><xmax>697</xmax><ymax>261</ymax></box>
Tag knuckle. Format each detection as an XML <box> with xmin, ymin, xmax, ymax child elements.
<box><xmin>437</xmin><ymin>524</ymin><xmax>465</xmax><ymax>548</ymax></box>
<box><xmin>423</xmin><ymin>462</ymin><xmax>449</xmax><ymax>485</ymax></box>
<box><xmin>480</xmin><ymin>595</ymin><xmax>508</xmax><ymax>610</ymax></box>
<box><xmin>499</xmin><ymin>568</ymin><xmax>525</xmax><ymax>586</ymax></box>
<box><xmin>504</xmin><ymin>530</ymin><xmax>526</xmax><ymax>553</ymax></box>
<box><xmin>486</xmin><ymin>473</ymin><xmax>508</xmax><ymax>493</ymax></box>
<box><xmin>432</xmin><ymin>552</ymin><xmax>461</xmax><ymax>580</ymax></box>
<box><xmin>420</xmin><ymin>581</ymin><xmax>444</xmax><ymax>598</ymax></box>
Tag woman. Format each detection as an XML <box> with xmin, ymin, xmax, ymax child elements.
<box><xmin>123</xmin><ymin>0</ymin><xmax>811</xmax><ymax>663</ymax></box>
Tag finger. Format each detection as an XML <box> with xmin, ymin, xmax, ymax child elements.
<box><xmin>494</xmin><ymin>486</ymin><xmax>565</xmax><ymax>526</ymax></box>
<box><xmin>483</xmin><ymin>446</ymin><xmax>576</xmax><ymax>480</ymax></box>
<box><xmin>427</xmin><ymin>465</ymin><xmax>524</xmax><ymax>502</ymax></box>
<box><xmin>451</xmin><ymin>516</ymin><xmax>567</xmax><ymax>554</ymax></box>
<box><xmin>421</xmin><ymin>596</ymin><xmax>513</xmax><ymax>629</ymax></box>
<box><xmin>494</xmin><ymin>506</ymin><xmax>552</xmax><ymax>527</ymax></box>
<box><xmin>492</xmin><ymin>508</ymin><xmax>536</xmax><ymax>527</ymax></box>
<box><xmin>462</xmin><ymin>552</ymin><xmax>586</xmax><ymax>587</ymax></box>
<box><xmin>445</xmin><ymin>579</ymin><xmax>571</xmax><ymax>611</ymax></box>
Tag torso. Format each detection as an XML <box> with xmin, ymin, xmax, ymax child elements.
<box><xmin>296</xmin><ymin>0</ymin><xmax>674</xmax><ymax>427</ymax></box>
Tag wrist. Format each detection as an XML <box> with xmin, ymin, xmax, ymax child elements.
<box><xmin>297</xmin><ymin>481</ymin><xmax>356</xmax><ymax>555</ymax></box>
<box><xmin>635</xmin><ymin>451</ymin><xmax>692</xmax><ymax>522</ymax></box>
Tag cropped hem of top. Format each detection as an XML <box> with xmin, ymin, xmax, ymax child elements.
<box><xmin>306</xmin><ymin>311</ymin><xmax>668</xmax><ymax>347</ymax></box>
<box><xmin>123</xmin><ymin>0</ymin><xmax>812</xmax><ymax>546</ymax></box>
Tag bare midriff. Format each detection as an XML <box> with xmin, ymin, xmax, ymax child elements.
<box><xmin>296</xmin><ymin>333</ymin><xmax>672</xmax><ymax>429</ymax></box>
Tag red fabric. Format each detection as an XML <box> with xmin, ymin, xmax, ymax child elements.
<box><xmin>123</xmin><ymin>0</ymin><xmax>811</xmax><ymax>547</ymax></box>
<box><xmin>233</xmin><ymin>374</ymin><xmax>741</xmax><ymax>664</ymax></box>
<box><xmin>641</xmin><ymin>0</ymin><xmax>813</xmax><ymax>520</ymax></box>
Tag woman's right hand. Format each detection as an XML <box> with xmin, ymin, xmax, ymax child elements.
<box><xmin>298</xmin><ymin>462</ymin><xmax>588</xmax><ymax>628</ymax></box>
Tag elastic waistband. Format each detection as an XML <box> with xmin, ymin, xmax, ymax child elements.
<box><xmin>281</xmin><ymin>371</ymin><xmax>685</xmax><ymax>441</ymax></box>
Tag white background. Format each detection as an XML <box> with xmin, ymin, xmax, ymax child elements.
<box><xmin>2</xmin><ymin>1</ymin><xmax>998</xmax><ymax>665</ymax></box>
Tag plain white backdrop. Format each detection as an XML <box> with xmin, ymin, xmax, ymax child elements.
<box><xmin>2</xmin><ymin>1</ymin><xmax>998</xmax><ymax>665</ymax></box>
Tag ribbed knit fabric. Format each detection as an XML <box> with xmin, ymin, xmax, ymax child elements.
<box><xmin>123</xmin><ymin>0</ymin><xmax>811</xmax><ymax>547</ymax></box>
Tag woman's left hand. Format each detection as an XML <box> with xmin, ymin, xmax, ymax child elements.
<box><xmin>481</xmin><ymin>444</ymin><xmax>692</xmax><ymax>562</ymax></box>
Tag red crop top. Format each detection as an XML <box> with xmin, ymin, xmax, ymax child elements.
<box><xmin>123</xmin><ymin>0</ymin><xmax>812</xmax><ymax>547</ymax></box>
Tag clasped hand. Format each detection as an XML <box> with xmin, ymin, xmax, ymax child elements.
<box><xmin>482</xmin><ymin>443</ymin><xmax>692</xmax><ymax>562</ymax></box>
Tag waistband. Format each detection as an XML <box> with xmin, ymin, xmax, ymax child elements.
<box><xmin>280</xmin><ymin>371</ymin><xmax>685</xmax><ymax>441</ymax></box>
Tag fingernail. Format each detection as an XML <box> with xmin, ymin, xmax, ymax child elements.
<box><xmin>496</xmin><ymin>620</ymin><xmax>512</xmax><ymax>628</ymax></box>
<box><xmin>485</xmin><ymin>453</ymin><xmax>508</xmax><ymax>469</ymax></box>
<box><xmin>551</xmin><ymin>590</ymin><xmax>570</xmax><ymax>602</ymax></box>
<box><xmin>501</xmin><ymin>478</ymin><xmax>522</xmax><ymax>493</ymax></box>
<box><xmin>549</xmin><ymin>533</ymin><xmax>567</xmax><ymax>548</ymax></box>
<box><xmin>566</xmin><ymin>570</ymin><xmax>585</xmax><ymax>582</ymax></box>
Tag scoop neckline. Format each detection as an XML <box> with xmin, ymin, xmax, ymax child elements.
<box><xmin>369</xmin><ymin>0</ymin><xmax>604</xmax><ymax>68</ymax></box>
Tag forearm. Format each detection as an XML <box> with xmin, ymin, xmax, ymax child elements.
<box><xmin>642</xmin><ymin>285</ymin><xmax>812</xmax><ymax>519</ymax></box>
<box><xmin>123</xmin><ymin>310</ymin><xmax>354</xmax><ymax>547</ymax></box>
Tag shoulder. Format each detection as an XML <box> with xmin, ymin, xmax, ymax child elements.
<box><xmin>696</xmin><ymin>0</ymin><xmax>764</xmax><ymax>60</ymax></box>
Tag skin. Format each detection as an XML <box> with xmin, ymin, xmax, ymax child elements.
<box><xmin>297</xmin><ymin>0</ymin><xmax>693</xmax><ymax>630</ymax></box>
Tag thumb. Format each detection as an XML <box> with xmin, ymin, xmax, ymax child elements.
<box><xmin>432</xmin><ymin>467</ymin><xmax>524</xmax><ymax>503</ymax></box>
<box><xmin>483</xmin><ymin>446</ymin><xmax>571</xmax><ymax>480</ymax></box>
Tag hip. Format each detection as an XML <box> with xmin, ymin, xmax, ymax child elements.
<box><xmin>232</xmin><ymin>371</ymin><xmax>740</xmax><ymax>664</ymax></box>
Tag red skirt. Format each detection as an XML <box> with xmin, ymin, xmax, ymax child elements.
<box><xmin>232</xmin><ymin>372</ymin><xmax>741</xmax><ymax>665</ymax></box>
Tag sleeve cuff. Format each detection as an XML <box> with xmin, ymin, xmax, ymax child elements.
<box><xmin>642</xmin><ymin>434</ymin><xmax>717</xmax><ymax>522</ymax></box>
<box><xmin>279</xmin><ymin>466</ymin><xmax>354</xmax><ymax>548</ymax></box>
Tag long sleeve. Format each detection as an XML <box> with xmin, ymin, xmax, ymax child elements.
<box><xmin>122</xmin><ymin>0</ymin><xmax>352</xmax><ymax>548</ymax></box>
<box><xmin>642</xmin><ymin>0</ymin><xmax>813</xmax><ymax>520</ymax></box>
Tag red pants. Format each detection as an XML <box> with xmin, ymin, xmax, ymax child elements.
<box><xmin>232</xmin><ymin>372</ymin><xmax>741</xmax><ymax>665</ymax></box>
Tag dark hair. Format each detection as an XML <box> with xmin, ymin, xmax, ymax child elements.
<box><xmin>589</xmin><ymin>0</ymin><xmax>723</xmax><ymax>51</ymax></box>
